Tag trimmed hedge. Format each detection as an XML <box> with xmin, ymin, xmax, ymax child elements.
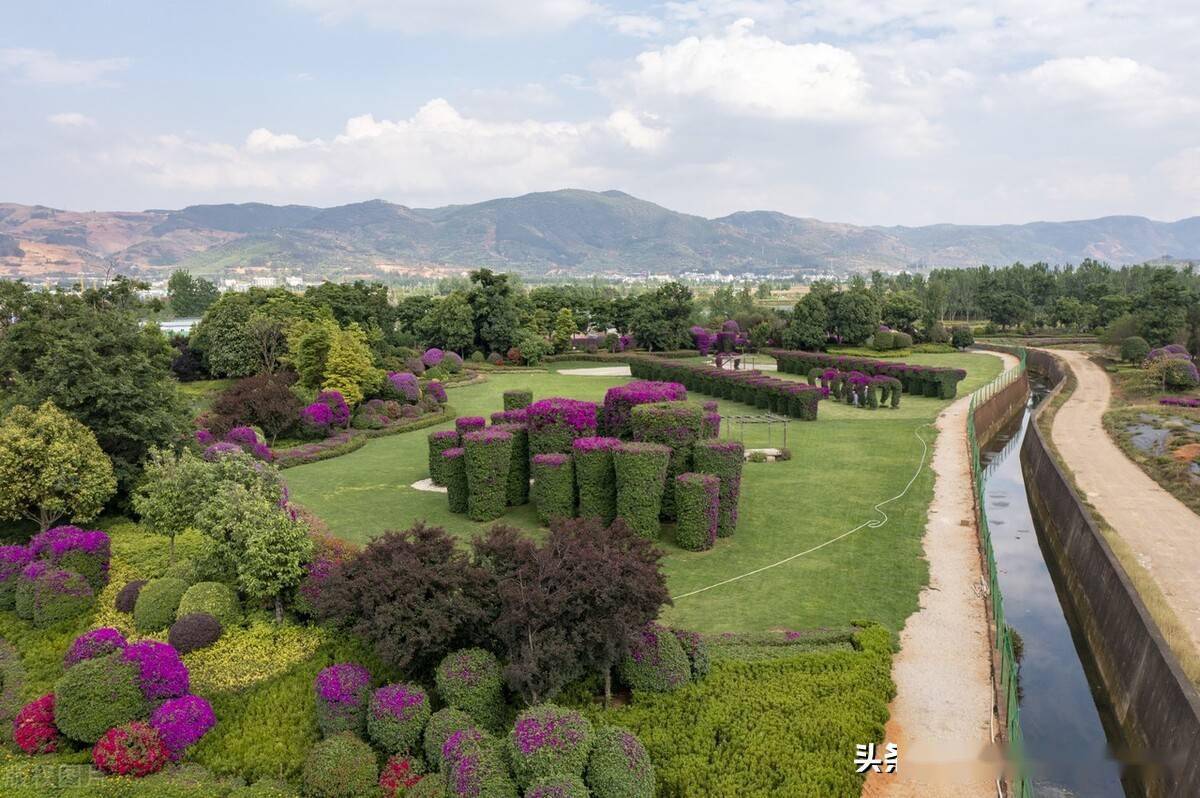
<box><xmin>30</xmin><ymin>568</ymin><xmax>94</xmax><ymax>628</ymax></box>
<box><xmin>674</xmin><ymin>473</ymin><xmax>719</xmax><ymax>551</ymax></box>
<box><xmin>493</xmin><ymin>423</ymin><xmax>530</xmax><ymax>506</ymax></box>
<box><xmin>503</xmin><ymin>390</ymin><xmax>533</xmax><ymax>411</ymax></box>
<box><xmin>693</xmin><ymin>441</ymin><xmax>745</xmax><ymax>538</ymax></box>
<box><xmin>532</xmin><ymin>454</ymin><xmax>576</xmax><ymax>525</ymax></box>
<box><xmin>176</xmin><ymin>581</ymin><xmax>240</xmax><ymax>628</ymax></box>
<box><xmin>509</xmin><ymin>704</ymin><xmax>594</xmax><ymax>789</ymax></box>
<box><xmin>463</xmin><ymin>429</ymin><xmax>513</xmax><ymax>522</ymax></box>
<box><xmin>435</xmin><ymin>648</ymin><xmax>506</xmax><ymax>732</ymax></box>
<box><xmin>626</xmin><ymin>356</ymin><xmax>824</xmax><ymax>420</ymax></box>
<box><xmin>443</xmin><ymin>448</ymin><xmax>468</xmax><ymax>514</ymax></box>
<box><xmin>601</xmin><ymin>381</ymin><xmax>687</xmax><ymax>439</ymax></box>
<box><xmin>0</xmin><ymin>546</ymin><xmax>32</xmax><ymax>610</ymax></box>
<box><xmin>630</xmin><ymin>402</ymin><xmax>703</xmax><ymax>520</ymax></box>
<box><xmin>54</xmin><ymin>653</ymin><xmax>149</xmax><ymax>743</ymax></box>
<box><xmin>428</xmin><ymin>430</ymin><xmax>460</xmax><ymax>486</ymax></box>
<box><xmin>572</xmin><ymin>437</ymin><xmax>620</xmax><ymax>523</ymax></box>
<box><xmin>115</xmin><ymin>579</ymin><xmax>148</xmax><ymax>614</ymax></box>
<box><xmin>585</xmin><ymin>726</ymin><xmax>655</xmax><ymax>798</ymax></box>
<box><xmin>424</xmin><ymin>707</ymin><xmax>475</xmax><ymax>770</ymax></box>
<box><xmin>526</xmin><ymin>398</ymin><xmax>598</xmax><ymax>456</ymax></box>
<box><xmin>613</xmin><ymin>443</ymin><xmax>670</xmax><ymax>540</ymax></box>
<box><xmin>302</xmin><ymin>732</ymin><xmax>379</xmax><ymax>798</ymax></box>
<box><xmin>368</xmin><ymin>683</ymin><xmax>431</xmax><ymax>755</ymax></box>
<box><xmin>168</xmin><ymin>612</ymin><xmax>223</xmax><ymax>654</ymax></box>
<box><xmin>617</xmin><ymin>623</ymin><xmax>691</xmax><ymax>693</ymax></box>
<box><xmin>525</xmin><ymin>776</ymin><xmax>589</xmax><ymax>798</ymax></box>
<box><xmin>133</xmin><ymin>577</ymin><xmax>189</xmax><ymax>633</ymax></box>
<box><xmin>314</xmin><ymin>662</ymin><xmax>371</xmax><ymax>738</ymax></box>
<box><xmin>443</xmin><ymin>733</ymin><xmax>516</xmax><ymax>797</ymax></box>
<box><xmin>766</xmin><ymin>348</ymin><xmax>967</xmax><ymax>399</ymax></box>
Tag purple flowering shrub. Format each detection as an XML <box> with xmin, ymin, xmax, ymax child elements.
<box><xmin>674</xmin><ymin>473</ymin><xmax>719</xmax><ymax>551</ymax></box>
<box><xmin>315</xmin><ymin>662</ymin><xmax>372</xmax><ymax>737</ymax></box>
<box><xmin>584</xmin><ymin>725</ymin><xmax>655</xmax><ymax>798</ymax></box>
<box><xmin>14</xmin><ymin>561</ymin><xmax>49</xmax><ymax>620</ymax></box>
<box><xmin>0</xmin><ymin>545</ymin><xmax>32</xmax><ymax>610</ymax></box>
<box><xmin>387</xmin><ymin>371</ymin><xmax>423</xmax><ymax>403</ymax></box>
<box><xmin>29</xmin><ymin>525</ymin><xmax>111</xmax><ymax>590</ymax></box>
<box><xmin>1161</xmin><ymin>396</ymin><xmax>1200</xmax><ymax>408</ymax></box>
<box><xmin>65</xmin><ymin>627</ymin><xmax>127</xmax><ymax>668</ymax></box>
<box><xmin>526</xmin><ymin>398</ymin><xmax>598</xmax><ymax>456</ymax></box>
<box><xmin>491</xmin><ymin>409</ymin><xmax>527</xmax><ymax>425</ymax></box>
<box><xmin>150</xmin><ymin>694</ymin><xmax>215</xmax><ymax>760</ymax></box>
<box><xmin>618</xmin><ymin>622</ymin><xmax>692</xmax><ymax>693</ymax></box>
<box><xmin>508</xmin><ymin>704</ymin><xmax>594</xmax><ymax>789</ymax></box>
<box><xmin>367</xmin><ymin>683</ymin><xmax>431</xmax><ymax>754</ymax></box>
<box><xmin>435</xmin><ymin>649</ymin><xmax>505</xmax><ymax>731</ymax></box>
<box><xmin>423</xmin><ymin>348</ymin><xmax>446</xmax><ymax>368</ymax></box>
<box><xmin>456</xmin><ymin>416</ymin><xmax>487</xmax><ymax>435</ymax></box>
<box><xmin>427</xmin><ymin>380</ymin><xmax>448</xmax><ymax>404</ymax></box>
<box><xmin>122</xmin><ymin>640</ymin><xmax>190</xmax><ymax>701</ymax></box>
<box><xmin>443</xmin><ymin>351</ymin><xmax>464</xmax><ymax>373</ymax></box>
<box><xmin>693</xmin><ymin>440</ymin><xmax>744</xmax><ymax>538</ymax></box>
<box><xmin>672</xmin><ymin>628</ymin><xmax>711</xmax><ymax>679</ymax></box>
<box><xmin>493</xmin><ymin>422</ymin><xmax>531</xmax><ymax>507</ymax></box>
<box><xmin>630</xmin><ymin>401</ymin><xmax>704</xmax><ymax>520</ymax></box>
<box><xmin>601</xmin><ymin>381</ymin><xmax>687</xmax><ymax>440</ymax></box>
<box><xmin>572</xmin><ymin>437</ymin><xmax>621</xmax><ymax>524</ymax></box>
<box><xmin>317</xmin><ymin>391</ymin><xmax>351</xmax><ymax>426</ymax></box>
<box><xmin>690</xmin><ymin>326</ymin><xmax>716</xmax><ymax>356</ymax></box>
<box><xmin>300</xmin><ymin>402</ymin><xmax>336</xmax><ymax>439</ymax></box>
<box><xmin>29</xmin><ymin>567</ymin><xmax>95</xmax><ymax>628</ymax></box>
<box><xmin>442</xmin><ymin>729</ymin><xmax>516</xmax><ymax>797</ymax></box>
<box><xmin>214</xmin><ymin>426</ymin><xmax>273</xmax><ymax>460</ymax></box>
<box><xmin>424</xmin><ymin>707</ymin><xmax>475</xmax><ymax>769</ymax></box>
<box><xmin>525</xmin><ymin>777</ymin><xmax>589</xmax><ymax>798</ymax></box>
<box><xmin>531</xmin><ymin>453</ymin><xmax>575</xmax><ymax>525</ymax></box>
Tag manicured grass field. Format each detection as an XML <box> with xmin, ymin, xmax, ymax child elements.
<box><xmin>284</xmin><ymin>352</ymin><xmax>1003</xmax><ymax>635</ymax></box>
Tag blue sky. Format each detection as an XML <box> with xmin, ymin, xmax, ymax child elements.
<box><xmin>2</xmin><ymin>1</ymin><xmax>1198</xmax><ymax>225</ymax></box>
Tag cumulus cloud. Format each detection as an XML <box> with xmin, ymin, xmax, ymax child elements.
<box><xmin>47</xmin><ymin>112</ymin><xmax>96</xmax><ymax>128</ymax></box>
<box><xmin>608</xmin><ymin>14</ymin><xmax>665</xmax><ymax>37</ymax></box>
<box><xmin>1</xmin><ymin>48</ymin><xmax>129</xmax><ymax>85</ymax></box>
<box><xmin>604</xmin><ymin>110</ymin><xmax>669</xmax><ymax>150</ymax></box>
<box><xmin>291</xmin><ymin>0</ymin><xmax>598</xmax><ymax>35</ymax></box>
<box><xmin>1015</xmin><ymin>56</ymin><xmax>1192</xmax><ymax>120</ymax></box>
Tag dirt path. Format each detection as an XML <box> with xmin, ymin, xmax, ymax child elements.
<box><xmin>1046</xmin><ymin>348</ymin><xmax>1200</xmax><ymax>654</ymax></box>
<box><xmin>864</xmin><ymin>353</ymin><xmax>1015</xmax><ymax>797</ymax></box>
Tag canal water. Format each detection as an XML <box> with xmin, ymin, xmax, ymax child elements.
<box><xmin>979</xmin><ymin>378</ymin><xmax>1137</xmax><ymax>797</ymax></box>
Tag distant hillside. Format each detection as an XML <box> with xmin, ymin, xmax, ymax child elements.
<box><xmin>2</xmin><ymin>190</ymin><xmax>1198</xmax><ymax>279</ymax></box>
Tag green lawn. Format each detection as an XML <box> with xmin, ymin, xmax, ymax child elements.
<box><xmin>284</xmin><ymin>352</ymin><xmax>1003</xmax><ymax>635</ymax></box>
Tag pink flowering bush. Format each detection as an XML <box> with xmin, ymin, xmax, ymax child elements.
<box><xmin>387</xmin><ymin>371</ymin><xmax>422</xmax><ymax>403</ymax></box>
<box><xmin>149</xmin><ymin>694</ymin><xmax>216</xmax><ymax>760</ymax></box>
<box><xmin>13</xmin><ymin>694</ymin><xmax>63</xmax><ymax>754</ymax></box>
<box><xmin>526</xmin><ymin>397</ymin><xmax>598</xmax><ymax>456</ymax></box>
<box><xmin>315</xmin><ymin>662</ymin><xmax>372</xmax><ymax>737</ymax></box>
<box><xmin>618</xmin><ymin>622</ymin><xmax>692</xmax><ymax>693</ymax></box>
<box><xmin>29</xmin><ymin>525</ymin><xmax>111</xmax><ymax>589</ymax></box>
<box><xmin>300</xmin><ymin>402</ymin><xmax>336</xmax><ymax>438</ymax></box>
<box><xmin>602</xmin><ymin>381</ymin><xmax>687</xmax><ymax>439</ymax></box>
<box><xmin>64</xmin><ymin>627</ymin><xmax>127</xmax><ymax>668</ymax></box>
<box><xmin>427</xmin><ymin>380</ymin><xmax>448</xmax><ymax>404</ymax></box>
<box><xmin>380</xmin><ymin>753</ymin><xmax>425</xmax><ymax>796</ymax></box>
<box><xmin>316</xmin><ymin>390</ymin><xmax>351</xmax><ymax>426</ymax></box>
<box><xmin>367</xmin><ymin>683</ymin><xmax>431</xmax><ymax>754</ymax></box>
<box><xmin>92</xmin><ymin>721</ymin><xmax>169</xmax><ymax>777</ymax></box>
<box><xmin>423</xmin><ymin>348</ymin><xmax>445</xmax><ymax>367</ymax></box>
<box><xmin>509</xmin><ymin>704</ymin><xmax>594</xmax><ymax>789</ymax></box>
<box><xmin>122</xmin><ymin>640</ymin><xmax>189</xmax><ymax>701</ymax></box>
<box><xmin>0</xmin><ymin>545</ymin><xmax>32</xmax><ymax>610</ymax></box>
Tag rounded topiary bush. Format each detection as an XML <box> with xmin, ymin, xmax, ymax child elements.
<box><xmin>442</xmin><ymin>731</ymin><xmax>516</xmax><ymax>798</ymax></box>
<box><xmin>585</xmin><ymin>726</ymin><xmax>655</xmax><ymax>798</ymax></box>
<box><xmin>424</xmin><ymin>707</ymin><xmax>475</xmax><ymax>770</ymax></box>
<box><xmin>380</xmin><ymin>753</ymin><xmax>425</xmax><ymax>797</ymax></box>
<box><xmin>531</xmin><ymin>453</ymin><xmax>575</xmax><ymax>524</ymax></box>
<box><xmin>14</xmin><ymin>561</ymin><xmax>48</xmax><ymax>620</ymax></box>
<box><xmin>509</xmin><ymin>704</ymin><xmax>594</xmax><ymax>789</ymax></box>
<box><xmin>115</xmin><ymin>579</ymin><xmax>148</xmax><ymax>614</ymax></box>
<box><xmin>133</xmin><ymin>577</ymin><xmax>189</xmax><ymax>633</ymax></box>
<box><xmin>630</xmin><ymin>401</ymin><xmax>704</xmax><ymax>520</ymax></box>
<box><xmin>428</xmin><ymin>430</ymin><xmax>460</xmax><ymax>486</ymax></box>
<box><xmin>409</xmin><ymin>775</ymin><xmax>449</xmax><ymax>797</ymax></box>
<box><xmin>64</xmin><ymin>627</ymin><xmax>127</xmax><ymax>668</ymax></box>
<box><xmin>692</xmin><ymin>440</ymin><xmax>745</xmax><ymax>538</ymax></box>
<box><xmin>526</xmin><ymin>398</ymin><xmax>598</xmax><ymax>456</ymax></box>
<box><xmin>672</xmin><ymin>628</ymin><xmax>710</xmax><ymax>680</ymax></box>
<box><xmin>315</xmin><ymin>662</ymin><xmax>371</xmax><ymax>737</ymax></box>
<box><xmin>456</xmin><ymin>416</ymin><xmax>486</xmax><ymax>436</ymax></box>
<box><xmin>873</xmin><ymin>330</ymin><xmax>896</xmax><ymax>350</ymax></box>
<box><xmin>463</xmin><ymin>429</ymin><xmax>513</xmax><ymax>522</ymax></box>
<box><xmin>1121</xmin><ymin>335</ymin><xmax>1151</xmax><ymax>364</ymax></box>
<box><xmin>31</xmin><ymin>567</ymin><xmax>95</xmax><ymax>628</ymax></box>
<box><xmin>618</xmin><ymin>623</ymin><xmax>692</xmax><ymax>693</ymax></box>
<box><xmin>443</xmin><ymin>448</ymin><xmax>469</xmax><ymax>514</ymax></box>
<box><xmin>435</xmin><ymin>648</ymin><xmax>505</xmax><ymax>732</ymax></box>
<box><xmin>13</xmin><ymin>694</ymin><xmax>63</xmax><ymax>754</ymax></box>
<box><xmin>91</xmin><ymin>721</ymin><xmax>170</xmax><ymax>777</ymax></box>
<box><xmin>525</xmin><ymin>776</ymin><xmax>589</xmax><ymax>798</ymax></box>
<box><xmin>492</xmin><ymin>423</ymin><xmax>530</xmax><ymax>507</ymax></box>
<box><xmin>302</xmin><ymin>731</ymin><xmax>379</xmax><ymax>798</ymax></box>
<box><xmin>613</xmin><ymin>443</ymin><xmax>670</xmax><ymax>539</ymax></box>
<box><xmin>503</xmin><ymin>389</ymin><xmax>533</xmax><ymax>411</ymax></box>
<box><xmin>893</xmin><ymin>331</ymin><xmax>914</xmax><ymax>349</ymax></box>
<box><xmin>602</xmin><ymin>381</ymin><xmax>687</xmax><ymax>440</ymax></box>
<box><xmin>150</xmin><ymin>694</ymin><xmax>216</xmax><ymax>760</ymax></box>
<box><xmin>674</xmin><ymin>472</ymin><xmax>719</xmax><ymax>551</ymax></box>
<box><xmin>54</xmin><ymin>654</ymin><xmax>148</xmax><ymax>743</ymax></box>
<box><xmin>573</xmin><ymin>437</ymin><xmax>620</xmax><ymax>523</ymax></box>
<box><xmin>368</xmin><ymin>682</ymin><xmax>431</xmax><ymax>755</ymax></box>
<box><xmin>229</xmin><ymin>779</ymin><xmax>300</xmax><ymax>798</ymax></box>
<box><xmin>122</xmin><ymin>640</ymin><xmax>190</xmax><ymax>701</ymax></box>
<box><xmin>0</xmin><ymin>545</ymin><xmax>32</xmax><ymax>610</ymax></box>
<box><xmin>176</xmin><ymin>581</ymin><xmax>240</xmax><ymax>628</ymax></box>
<box><xmin>168</xmin><ymin>612</ymin><xmax>223</xmax><ymax>654</ymax></box>
<box><xmin>29</xmin><ymin>526</ymin><xmax>111</xmax><ymax>590</ymax></box>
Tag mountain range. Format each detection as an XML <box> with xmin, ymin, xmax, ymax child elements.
<box><xmin>2</xmin><ymin>189</ymin><xmax>1198</xmax><ymax>280</ymax></box>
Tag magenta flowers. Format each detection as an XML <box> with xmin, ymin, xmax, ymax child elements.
<box><xmin>150</xmin><ymin>694</ymin><xmax>216</xmax><ymax>760</ymax></box>
<box><xmin>65</xmin><ymin>627</ymin><xmax>127</xmax><ymax>668</ymax></box>
<box><xmin>123</xmin><ymin>640</ymin><xmax>190</xmax><ymax>701</ymax></box>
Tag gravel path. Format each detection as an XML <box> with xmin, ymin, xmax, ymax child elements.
<box><xmin>1047</xmin><ymin>348</ymin><xmax>1200</xmax><ymax>654</ymax></box>
<box><xmin>864</xmin><ymin>353</ymin><xmax>1015</xmax><ymax>797</ymax></box>
<box><xmin>556</xmin><ymin>365</ymin><xmax>631</xmax><ymax>376</ymax></box>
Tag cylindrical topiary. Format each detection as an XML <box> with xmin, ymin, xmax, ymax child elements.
<box><xmin>133</xmin><ymin>577</ymin><xmax>189</xmax><ymax>633</ymax></box>
<box><xmin>368</xmin><ymin>683</ymin><xmax>431</xmax><ymax>755</ymax></box>
<box><xmin>424</xmin><ymin>707</ymin><xmax>475</xmax><ymax>770</ymax></box>
<box><xmin>674</xmin><ymin>473</ymin><xmax>719</xmax><ymax>551</ymax></box>
<box><xmin>13</xmin><ymin>694</ymin><xmax>63</xmax><ymax>754</ymax></box>
<box><xmin>509</xmin><ymin>704</ymin><xmax>594</xmax><ymax>789</ymax></box>
<box><xmin>92</xmin><ymin>721</ymin><xmax>170</xmax><ymax>777</ymax></box>
<box><xmin>0</xmin><ymin>545</ymin><xmax>32</xmax><ymax>610</ymax></box>
<box><xmin>531</xmin><ymin>453</ymin><xmax>575</xmax><ymax>524</ymax></box>
<box><xmin>168</xmin><ymin>612</ymin><xmax>223</xmax><ymax>654</ymax></box>
<box><xmin>617</xmin><ymin>623</ymin><xmax>692</xmax><ymax>693</ymax></box>
<box><xmin>115</xmin><ymin>579</ymin><xmax>148</xmax><ymax>614</ymax></box>
<box><xmin>526</xmin><ymin>398</ymin><xmax>598</xmax><ymax>456</ymax></box>
<box><xmin>442</xmin><ymin>731</ymin><xmax>516</xmax><ymax>798</ymax></box>
<box><xmin>671</xmin><ymin>628</ymin><xmax>710</xmax><ymax>680</ymax></box>
<box><xmin>493</xmin><ymin>423</ymin><xmax>530</xmax><ymax>506</ymax></box>
<box><xmin>630</xmin><ymin>402</ymin><xmax>703</xmax><ymax>520</ymax></box>
<box><xmin>315</xmin><ymin>662</ymin><xmax>371</xmax><ymax>738</ymax></box>
<box><xmin>443</xmin><ymin>448</ymin><xmax>469</xmax><ymax>514</ymax></box>
<box><xmin>149</xmin><ymin>693</ymin><xmax>216</xmax><ymax>761</ymax></box>
<box><xmin>64</xmin><ymin>627</ymin><xmax>127</xmax><ymax>668</ymax></box>
<box><xmin>122</xmin><ymin>640</ymin><xmax>190</xmax><ymax>701</ymax></box>
<box><xmin>176</xmin><ymin>581</ymin><xmax>240</xmax><ymax>628</ymax></box>
<box><xmin>456</xmin><ymin>416</ymin><xmax>486</xmax><ymax>436</ymax></box>
<box><xmin>613</xmin><ymin>443</ymin><xmax>670</xmax><ymax>539</ymax></box>
<box><xmin>585</xmin><ymin>726</ymin><xmax>655</xmax><ymax>798</ymax></box>
<box><xmin>572</xmin><ymin>437</ymin><xmax>620</xmax><ymax>523</ymax></box>
<box><xmin>503</xmin><ymin>389</ymin><xmax>533</xmax><ymax>411</ymax></box>
<box><xmin>525</xmin><ymin>777</ymin><xmax>589</xmax><ymax>798</ymax></box>
<box><xmin>693</xmin><ymin>440</ymin><xmax>745</xmax><ymax>538</ymax></box>
<box><xmin>463</xmin><ymin>429</ymin><xmax>513</xmax><ymax>522</ymax></box>
<box><xmin>302</xmin><ymin>731</ymin><xmax>380</xmax><ymax>798</ymax></box>
<box><xmin>54</xmin><ymin>654</ymin><xmax>149</xmax><ymax>743</ymax></box>
<box><xmin>31</xmin><ymin>567</ymin><xmax>95</xmax><ymax>628</ymax></box>
<box><xmin>601</xmin><ymin>381</ymin><xmax>687</xmax><ymax>439</ymax></box>
<box><xmin>435</xmin><ymin>648</ymin><xmax>505</xmax><ymax>732</ymax></box>
<box><xmin>428</xmin><ymin>430</ymin><xmax>460</xmax><ymax>486</ymax></box>
<box><xmin>701</xmin><ymin>411</ymin><xmax>720</xmax><ymax>439</ymax></box>
<box><xmin>380</xmin><ymin>753</ymin><xmax>426</xmax><ymax>797</ymax></box>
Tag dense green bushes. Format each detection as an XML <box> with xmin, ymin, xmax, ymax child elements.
<box><xmin>692</xmin><ymin>441</ymin><xmax>744</xmax><ymax>538</ymax></box>
<box><xmin>493</xmin><ymin>423</ymin><xmax>530</xmax><ymax>506</ymax></box>
<box><xmin>626</xmin><ymin>357</ymin><xmax>824</xmax><ymax>420</ymax></box>
<box><xmin>177</xmin><ymin>582</ymin><xmax>240</xmax><ymax>629</ymax></box>
<box><xmin>133</xmin><ymin>577</ymin><xmax>189</xmax><ymax>632</ymax></box>
<box><xmin>443</xmin><ymin>448</ymin><xmax>468</xmax><ymax>514</ymax></box>
<box><xmin>617</xmin><ymin>624</ymin><xmax>692</xmax><ymax>693</ymax></box>
<box><xmin>572</xmin><ymin>437</ymin><xmax>619</xmax><ymax>523</ymax></box>
<box><xmin>503</xmin><ymin>390</ymin><xmax>533</xmax><ymax>411</ymax></box>
<box><xmin>509</xmin><ymin>704</ymin><xmax>594</xmax><ymax>789</ymax></box>
<box><xmin>613</xmin><ymin>443</ymin><xmax>670</xmax><ymax>539</ymax></box>
<box><xmin>532</xmin><ymin>454</ymin><xmax>575</xmax><ymax>524</ymax></box>
<box><xmin>367</xmin><ymin>683</ymin><xmax>431</xmax><ymax>754</ymax></box>
<box><xmin>767</xmin><ymin>349</ymin><xmax>968</xmax><ymax>399</ymax></box>
<box><xmin>585</xmin><ymin>726</ymin><xmax>655</xmax><ymax>798</ymax></box>
<box><xmin>463</xmin><ymin>429</ymin><xmax>513</xmax><ymax>522</ymax></box>
<box><xmin>301</xmin><ymin>732</ymin><xmax>378</xmax><ymax>798</ymax></box>
<box><xmin>54</xmin><ymin>654</ymin><xmax>148</xmax><ymax>743</ymax></box>
<box><xmin>428</xmin><ymin>430</ymin><xmax>460</xmax><ymax>486</ymax></box>
<box><xmin>425</xmin><ymin>707</ymin><xmax>475</xmax><ymax>769</ymax></box>
<box><xmin>674</xmin><ymin>473</ymin><xmax>719</xmax><ymax>551</ymax></box>
<box><xmin>436</xmin><ymin>649</ymin><xmax>505</xmax><ymax>732</ymax></box>
<box><xmin>30</xmin><ymin>569</ymin><xmax>95</xmax><ymax>628</ymax></box>
<box><xmin>630</xmin><ymin>402</ymin><xmax>703</xmax><ymax>520</ymax></box>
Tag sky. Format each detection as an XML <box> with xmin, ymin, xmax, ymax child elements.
<box><xmin>2</xmin><ymin>0</ymin><xmax>1199</xmax><ymax>226</ymax></box>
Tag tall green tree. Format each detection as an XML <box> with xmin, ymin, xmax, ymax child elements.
<box><xmin>783</xmin><ymin>293</ymin><xmax>829</xmax><ymax>350</ymax></box>
<box><xmin>551</xmin><ymin>308</ymin><xmax>576</xmax><ymax>354</ymax></box>
<box><xmin>829</xmin><ymin>286</ymin><xmax>879</xmax><ymax>345</ymax></box>
<box><xmin>167</xmin><ymin>270</ymin><xmax>219</xmax><ymax>316</ymax></box>
<box><xmin>420</xmin><ymin>292</ymin><xmax>476</xmax><ymax>352</ymax></box>
<box><xmin>631</xmin><ymin>282</ymin><xmax>694</xmax><ymax>351</ymax></box>
<box><xmin>467</xmin><ymin>269</ymin><xmax>522</xmax><ymax>354</ymax></box>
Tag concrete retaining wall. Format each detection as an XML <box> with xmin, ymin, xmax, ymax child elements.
<box><xmin>1022</xmin><ymin>350</ymin><xmax>1200</xmax><ymax>796</ymax></box>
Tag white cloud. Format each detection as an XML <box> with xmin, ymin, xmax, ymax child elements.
<box><xmin>0</xmin><ymin>48</ymin><xmax>129</xmax><ymax>85</ymax></box>
<box><xmin>629</xmin><ymin>19</ymin><xmax>869</xmax><ymax>120</ymax></box>
<box><xmin>604</xmin><ymin>110</ymin><xmax>669</xmax><ymax>150</ymax></box>
<box><xmin>608</xmin><ymin>14</ymin><xmax>665</xmax><ymax>38</ymax></box>
<box><xmin>1015</xmin><ymin>56</ymin><xmax>1192</xmax><ymax>120</ymax></box>
<box><xmin>47</xmin><ymin>112</ymin><xmax>96</xmax><ymax>128</ymax></box>
<box><xmin>291</xmin><ymin>0</ymin><xmax>599</xmax><ymax>35</ymax></box>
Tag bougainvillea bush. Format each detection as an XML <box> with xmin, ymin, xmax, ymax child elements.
<box><xmin>150</xmin><ymin>694</ymin><xmax>216</xmax><ymax>761</ymax></box>
<box><xmin>28</xmin><ymin>566</ymin><xmax>95</xmax><ymax>628</ymax></box>
<box><xmin>630</xmin><ymin>401</ymin><xmax>704</xmax><ymax>520</ymax></box>
<box><xmin>601</xmin><ymin>381</ymin><xmax>687</xmax><ymax>439</ymax></box>
<box><xmin>435</xmin><ymin>648</ymin><xmax>506</xmax><ymax>732</ymax></box>
<box><xmin>503</xmin><ymin>389</ymin><xmax>533</xmax><ymax>411</ymax></box>
<box><xmin>509</xmin><ymin>704</ymin><xmax>594</xmax><ymax>789</ymax></box>
<box><xmin>427</xmin><ymin>380</ymin><xmax>448</xmax><ymax>404</ymax></box>
<box><xmin>532</xmin><ymin>453</ymin><xmax>576</xmax><ymax>525</ymax></box>
<box><xmin>613</xmin><ymin>443</ymin><xmax>670</xmax><ymax>539</ymax></box>
<box><xmin>492</xmin><ymin>423</ymin><xmax>530</xmax><ymax>507</ymax></box>
<box><xmin>618</xmin><ymin>623</ymin><xmax>692</xmax><ymax>693</ymax></box>
<box><xmin>693</xmin><ymin>440</ymin><xmax>745</xmax><ymax>538</ymax></box>
<box><xmin>54</xmin><ymin>654</ymin><xmax>149</xmax><ymax>743</ymax></box>
<box><xmin>13</xmin><ymin>693</ymin><xmax>62</xmax><ymax>754</ymax></box>
<box><xmin>463</xmin><ymin>429</ymin><xmax>513</xmax><ymax>522</ymax></box>
<box><xmin>443</xmin><ymin>448</ymin><xmax>469</xmax><ymax>514</ymax></box>
<box><xmin>425</xmin><ymin>707</ymin><xmax>476</xmax><ymax>770</ymax></box>
<box><xmin>572</xmin><ymin>437</ymin><xmax>620</xmax><ymax>523</ymax></box>
<box><xmin>368</xmin><ymin>683</ymin><xmax>431</xmax><ymax>754</ymax></box>
<box><xmin>29</xmin><ymin>525</ymin><xmax>111</xmax><ymax>590</ymax></box>
<box><xmin>64</xmin><ymin>627</ymin><xmax>127</xmax><ymax>667</ymax></box>
<box><xmin>428</xmin><ymin>429</ymin><xmax>461</xmax><ymax>486</ymax></box>
<box><xmin>526</xmin><ymin>398</ymin><xmax>598</xmax><ymax>456</ymax></box>
<box><xmin>0</xmin><ymin>545</ymin><xmax>32</xmax><ymax>610</ymax></box>
<box><xmin>442</xmin><ymin>729</ymin><xmax>516</xmax><ymax>797</ymax></box>
<box><xmin>314</xmin><ymin>662</ymin><xmax>371</xmax><ymax>737</ymax></box>
<box><xmin>380</xmin><ymin>753</ymin><xmax>426</xmax><ymax>796</ymax></box>
<box><xmin>672</xmin><ymin>629</ymin><xmax>711</xmax><ymax>680</ymax></box>
<box><xmin>92</xmin><ymin>721</ymin><xmax>170</xmax><ymax>777</ymax></box>
<box><xmin>674</xmin><ymin>472</ymin><xmax>719</xmax><ymax>551</ymax></box>
<box><xmin>584</xmin><ymin>725</ymin><xmax>655</xmax><ymax>798</ymax></box>
<box><xmin>456</xmin><ymin>416</ymin><xmax>487</xmax><ymax>436</ymax></box>
<box><xmin>386</xmin><ymin>371</ymin><xmax>422</xmax><ymax>403</ymax></box>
